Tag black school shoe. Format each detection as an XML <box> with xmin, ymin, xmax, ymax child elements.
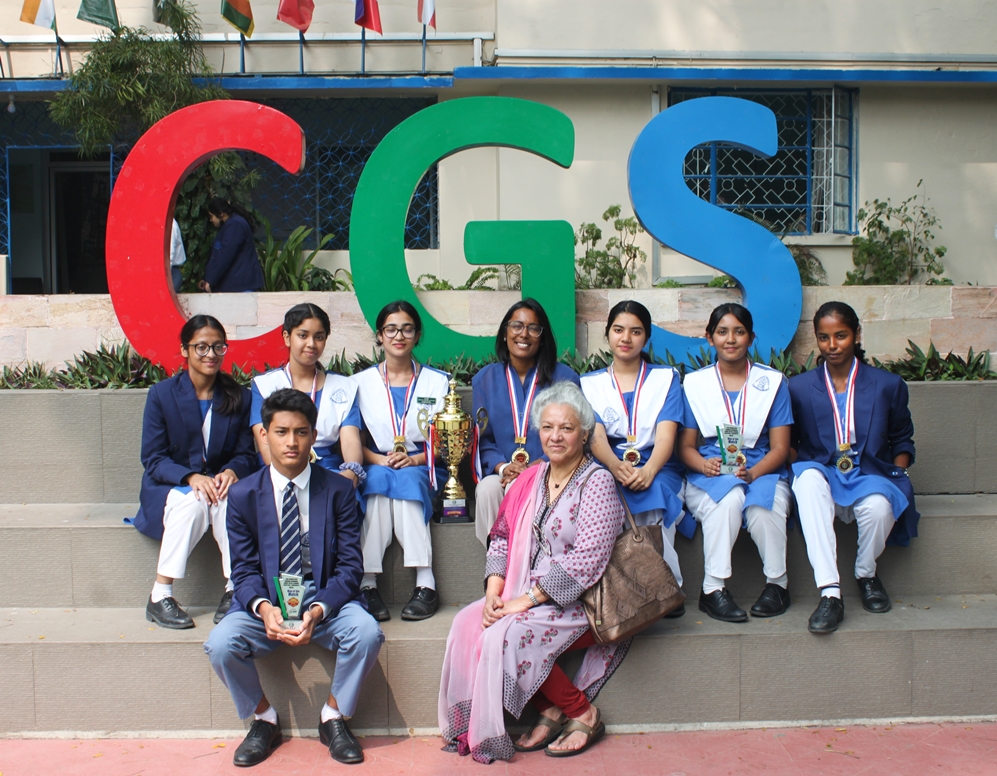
<box><xmin>401</xmin><ymin>587</ymin><xmax>439</xmax><ymax>620</ymax></box>
<box><xmin>213</xmin><ymin>589</ymin><xmax>234</xmax><ymax>624</ymax></box>
<box><xmin>698</xmin><ymin>588</ymin><xmax>748</xmax><ymax>623</ymax></box>
<box><xmin>362</xmin><ymin>587</ymin><xmax>391</xmax><ymax>622</ymax></box>
<box><xmin>808</xmin><ymin>596</ymin><xmax>845</xmax><ymax>634</ymax></box>
<box><xmin>146</xmin><ymin>596</ymin><xmax>194</xmax><ymax>629</ymax></box>
<box><xmin>857</xmin><ymin>575</ymin><xmax>892</xmax><ymax>613</ymax></box>
<box><xmin>319</xmin><ymin>716</ymin><xmax>364</xmax><ymax>764</ymax></box>
<box><xmin>749</xmin><ymin>583</ymin><xmax>791</xmax><ymax>617</ymax></box>
<box><xmin>233</xmin><ymin>716</ymin><xmax>282</xmax><ymax>767</ymax></box>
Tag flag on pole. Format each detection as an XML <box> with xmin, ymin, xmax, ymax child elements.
<box><xmin>78</xmin><ymin>0</ymin><xmax>119</xmax><ymax>28</ymax></box>
<box><xmin>355</xmin><ymin>0</ymin><xmax>382</xmax><ymax>34</ymax></box>
<box><xmin>221</xmin><ymin>0</ymin><xmax>255</xmax><ymax>36</ymax></box>
<box><xmin>418</xmin><ymin>0</ymin><xmax>435</xmax><ymax>29</ymax></box>
<box><xmin>277</xmin><ymin>0</ymin><xmax>314</xmax><ymax>32</ymax></box>
<box><xmin>20</xmin><ymin>0</ymin><xmax>56</xmax><ymax>29</ymax></box>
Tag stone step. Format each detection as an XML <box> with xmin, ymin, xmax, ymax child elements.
<box><xmin>3</xmin><ymin>594</ymin><xmax>995</xmax><ymax>736</ymax></box>
<box><xmin>2</xmin><ymin>496</ymin><xmax>996</xmax><ymax>611</ymax></box>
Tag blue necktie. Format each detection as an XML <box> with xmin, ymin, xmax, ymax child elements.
<box><xmin>279</xmin><ymin>483</ymin><xmax>303</xmax><ymax>576</ymax></box>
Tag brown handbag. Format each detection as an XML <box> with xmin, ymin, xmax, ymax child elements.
<box><xmin>581</xmin><ymin>486</ymin><xmax>686</xmax><ymax>644</ymax></box>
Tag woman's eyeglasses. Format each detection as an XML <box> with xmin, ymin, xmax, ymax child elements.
<box><xmin>381</xmin><ymin>325</ymin><xmax>418</xmax><ymax>339</ymax></box>
<box><xmin>507</xmin><ymin>321</ymin><xmax>543</xmax><ymax>337</ymax></box>
<box><xmin>187</xmin><ymin>343</ymin><xmax>229</xmax><ymax>356</ymax></box>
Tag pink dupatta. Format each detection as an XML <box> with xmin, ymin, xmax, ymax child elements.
<box><xmin>438</xmin><ymin>464</ymin><xmax>544</xmax><ymax>762</ymax></box>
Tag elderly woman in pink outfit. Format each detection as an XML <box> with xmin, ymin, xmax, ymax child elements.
<box><xmin>438</xmin><ymin>382</ymin><xmax>627</xmax><ymax>763</ymax></box>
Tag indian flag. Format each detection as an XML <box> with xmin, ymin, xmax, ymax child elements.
<box><xmin>221</xmin><ymin>0</ymin><xmax>254</xmax><ymax>37</ymax></box>
<box><xmin>20</xmin><ymin>0</ymin><xmax>56</xmax><ymax>29</ymax></box>
<box><xmin>418</xmin><ymin>0</ymin><xmax>435</xmax><ymax>29</ymax></box>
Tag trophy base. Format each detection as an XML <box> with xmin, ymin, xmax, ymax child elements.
<box><xmin>437</xmin><ymin>498</ymin><xmax>471</xmax><ymax>524</ymax></box>
<box><xmin>279</xmin><ymin>619</ymin><xmax>304</xmax><ymax>632</ymax></box>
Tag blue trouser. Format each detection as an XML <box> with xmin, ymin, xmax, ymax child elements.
<box><xmin>204</xmin><ymin>590</ymin><xmax>384</xmax><ymax>720</ymax></box>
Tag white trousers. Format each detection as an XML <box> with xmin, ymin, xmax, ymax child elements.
<box><xmin>793</xmin><ymin>468</ymin><xmax>894</xmax><ymax>589</ymax></box>
<box><xmin>157</xmin><ymin>487</ymin><xmax>231</xmax><ymax>580</ymax></box>
<box><xmin>632</xmin><ymin>508</ymin><xmax>684</xmax><ymax>589</ymax></box>
<box><xmin>474</xmin><ymin>474</ymin><xmax>513</xmax><ymax>547</ymax></box>
<box><xmin>686</xmin><ymin>481</ymin><xmax>791</xmax><ymax>593</ymax></box>
<box><xmin>362</xmin><ymin>495</ymin><xmax>432</xmax><ymax>574</ymax></box>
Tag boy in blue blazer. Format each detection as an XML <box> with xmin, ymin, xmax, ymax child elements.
<box><xmin>205</xmin><ymin>388</ymin><xmax>384</xmax><ymax>767</ymax></box>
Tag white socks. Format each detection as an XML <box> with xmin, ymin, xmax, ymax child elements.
<box><xmin>702</xmin><ymin>574</ymin><xmax>725</xmax><ymax>595</ymax></box>
<box><xmin>822</xmin><ymin>585</ymin><xmax>842</xmax><ymax>599</ymax></box>
<box><xmin>415</xmin><ymin>566</ymin><xmax>436</xmax><ymax>590</ymax></box>
<box><xmin>225</xmin><ymin>578</ymin><xmax>235</xmax><ymax>593</ymax></box>
<box><xmin>321</xmin><ymin>703</ymin><xmax>343</xmax><ymax>723</ymax></box>
<box><xmin>151</xmin><ymin>582</ymin><xmax>173</xmax><ymax>603</ymax></box>
<box><xmin>361</xmin><ymin>573</ymin><xmax>378</xmax><ymax>590</ymax></box>
<box><xmin>768</xmin><ymin>574</ymin><xmax>789</xmax><ymax>589</ymax></box>
<box><xmin>255</xmin><ymin>705</ymin><xmax>278</xmax><ymax>725</ymax></box>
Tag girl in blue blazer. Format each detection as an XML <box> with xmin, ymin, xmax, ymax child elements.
<box><xmin>789</xmin><ymin>301</ymin><xmax>917</xmax><ymax>635</ymax></box>
<box><xmin>135</xmin><ymin>314</ymin><xmax>257</xmax><ymax>629</ymax></box>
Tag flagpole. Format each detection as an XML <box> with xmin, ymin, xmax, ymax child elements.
<box><xmin>361</xmin><ymin>26</ymin><xmax>366</xmax><ymax>74</ymax></box>
<box><xmin>421</xmin><ymin>23</ymin><xmax>427</xmax><ymax>73</ymax></box>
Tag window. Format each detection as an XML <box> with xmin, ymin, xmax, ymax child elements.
<box><xmin>668</xmin><ymin>87</ymin><xmax>856</xmax><ymax>235</ymax></box>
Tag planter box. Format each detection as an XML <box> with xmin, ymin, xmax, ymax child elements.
<box><xmin>0</xmin><ymin>382</ymin><xmax>991</xmax><ymax>504</ymax></box>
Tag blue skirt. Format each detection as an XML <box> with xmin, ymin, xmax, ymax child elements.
<box><xmin>792</xmin><ymin>461</ymin><xmax>908</xmax><ymax>521</ymax></box>
<box><xmin>361</xmin><ymin>464</ymin><xmax>445</xmax><ymax>524</ymax></box>
<box><xmin>620</xmin><ymin>465</ymin><xmax>695</xmax><ymax>538</ymax></box>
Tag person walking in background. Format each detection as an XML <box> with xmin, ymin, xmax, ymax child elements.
<box><xmin>170</xmin><ymin>218</ymin><xmax>186</xmax><ymax>292</ymax></box>
<box><xmin>200</xmin><ymin>197</ymin><xmax>264</xmax><ymax>293</ymax></box>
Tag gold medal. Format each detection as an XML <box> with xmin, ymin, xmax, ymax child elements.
<box><xmin>735</xmin><ymin>451</ymin><xmax>747</xmax><ymax>466</ymax></box>
<box><xmin>623</xmin><ymin>447</ymin><xmax>642</xmax><ymax>465</ymax></box>
<box><xmin>393</xmin><ymin>436</ymin><xmax>407</xmax><ymax>454</ymax></box>
<box><xmin>511</xmin><ymin>438</ymin><xmax>530</xmax><ymax>465</ymax></box>
<box><xmin>836</xmin><ymin>455</ymin><xmax>854</xmax><ymax>473</ymax></box>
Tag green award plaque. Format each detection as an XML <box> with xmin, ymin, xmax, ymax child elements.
<box><xmin>274</xmin><ymin>573</ymin><xmax>305</xmax><ymax>631</ymax></box>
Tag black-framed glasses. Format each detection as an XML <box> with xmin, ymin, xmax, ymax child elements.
<box><xmin>381</xmin><ymin>325</ymin><xmax>418</xmax><ymax>339</ymax></box>
<box><xmin>507</xmin><ymin>321</ymin><xmax>543</xmax><ymax>337</ymax></box>
<box><xmin>187</xmin><ymin>342</ymin><xmax>229</xmax><ymax>357</ymax></box>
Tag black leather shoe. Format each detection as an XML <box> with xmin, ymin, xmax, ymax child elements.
<box><xmin>857</xmin><ymin>575</ymin><xmax>892</xmax><ymax>613</ymax></box>
<box><xmin>362</xmin><ymin>587</ymin><xmax>391</xmax><ymax>622</ymax></box>
<box><xmin>750</xmin><ymin>583</ymin><xmax>791</xmax><ymax>617</ymax></box>
<box><xmin>664</xmin><ymin>602</ymin><xmax>685</xmax><ymax>619</ymax></box>
<box><xmin>234</xmin><ymin>717</ymin><xmax>282</xmax><ymax>767</ymax></box>
<box><xmin>213</xmin><ymin>589</ymin><xmax>234</xmax><ymax>624</ymax></box>
<box><xmin>401</xmin><ymin>587</ymin><xmax>440</xmax><ymax>621</ymax></box>
<box><xmin>808</xmin><ymin>596</ymin><xmax>845</xmax><ymax>634</ymax></box>
<box><xmin>146</xmin><ymin>596</ymin><xmax>194</xmax><ymax>629</ymax></box>
<box><xmin>319</xmin><ymin>717</ymin><xmax>364</xmax><ymax>764</ymax></box>
<box><xmin>698</xmin><ymin>588</ymin><xmax>748</xmax><ymax>623</ymax></box>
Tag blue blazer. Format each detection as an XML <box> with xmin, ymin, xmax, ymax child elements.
<box><xmin>204</xmin><ymin>214</ymin><xmax>264</xmax><ymax>292</ymax></box>
<box><xmin>133</xmin><ymin>372</ymin><xmax>258</xmax><ymax>540</ymax></box>
<box><xmin>788</xmin><ymin>362</ymin><xmax>919</xmax><ymax>546</ymax></box>
<box><xmin>226</xmin><ymin>465</ymin><xmax>365</xmax><ymax>619</ymax></box>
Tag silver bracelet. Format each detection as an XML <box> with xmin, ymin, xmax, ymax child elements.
<box><xmin>527</xmin><ymin>588</ymin><xmax>539</xmax><ymax>607</ymax></box>
<box><xmin>339</xmin><ymin>461</ymin><xmax>367</xmax><ymax>484</ymax></box>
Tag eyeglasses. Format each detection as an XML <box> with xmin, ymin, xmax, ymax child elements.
<box><xmin>507</xmin><ymin>321</ymin><xmax>543</xmax><ymax>337</ymax></box>
<box><xmin>381</xmin><ymin>325</ymin><xmax>418</xmax><ymax>339</ymax></box>
<box><xmin>186</xmin><ymin>342</ymin><xmax>229</xmax><ymax>357</ymax></box>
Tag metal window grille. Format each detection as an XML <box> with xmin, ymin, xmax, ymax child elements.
<box><xmin>668</xmin><ymin>87</ymin><xmax>856</xmax><ymax>235</ymax></box>
<box><xmin>246</xmin><ymin>97</ymin><xmax>439</xmax><ymax>250</ymax></box>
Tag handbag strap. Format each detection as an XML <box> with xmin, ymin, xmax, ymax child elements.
<box><xmin>571</xmin><ymin>464</ymin><xmax>640</xmax><ymax>536</ymax></box>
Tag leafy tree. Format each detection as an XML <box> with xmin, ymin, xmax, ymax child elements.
<box><xmin>846</xmin><ymin>180</ymin><xmax>950</xmax><ymax>285</ymax></box>
<box><xmin>48</xmin><ymin>0</ymin><xmax>257</xmax><ymax>291</ymax></box>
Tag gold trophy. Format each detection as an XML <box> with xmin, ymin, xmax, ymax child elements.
<box><xmin>418</xmin><ymin>379</ymin><xmax>488</xmax><ymax>523</ymax></box>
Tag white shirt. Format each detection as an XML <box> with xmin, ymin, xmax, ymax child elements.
<box><xmin>250</xmin><ymin>464</ymin><xmax>327</xmax><ymax>621</ymax></box>
<box><xmin>169</xmin><ymin>219</ymin><xmax>186</xmax><ymax>267</ymax></box>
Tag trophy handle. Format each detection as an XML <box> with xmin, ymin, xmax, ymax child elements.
<box><xmin>417</xmin><ymin>407</ymin><xmax>431</xmax><ymax>441</ymax></box>
<box><xmin>476</xmin><ymin>407</ymin><xmax>489</xmax><ymax>433</ymax></box>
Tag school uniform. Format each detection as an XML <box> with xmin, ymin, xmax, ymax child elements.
<box><xmin>471</xmin><ymin>362</ymin><xmax>580</xmax><ymax>546</ymax></box>
<box><xmin>204</xmin><ymin>464</ymin><xmax>383</xmax><ymax>720</ymax></box>
<box><xmin>251</xmin><ymin>367</ymin><xmax>361</xmax><ymax>472</ymax></box>
<box><xmin>581</xmin><ymin>363</ymin><xmax>692</xmax><ymax>587</ymax></box>
<box><xmin>683</xmin><ymin>363</ymin><xmax>794</xmax><ymax>594</ymax></box>
<box><xmin>789</xmin><ymin>361</ymin><xmax>917</xmax><ymax>592</ymax></box>
<box><xmin>132</xmin><ymin>372</ymin><xmax>257</xmax><ymax>582</ymax></box>
<box><xmin>351</xmin><ymin>364</ymin><xmax>450</xmax><ymax>576</ymax></box>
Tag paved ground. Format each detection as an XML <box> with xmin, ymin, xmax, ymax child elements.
<box><xmin>3</xmin><ymin>723</ymin><xmax>996</xmax><ymax>775</ymax></box>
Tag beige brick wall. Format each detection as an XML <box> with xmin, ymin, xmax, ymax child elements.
<box><xmin>0</xmin><ymin>286</ymin><xmax>992</xmax><ymax>368</ymax></box>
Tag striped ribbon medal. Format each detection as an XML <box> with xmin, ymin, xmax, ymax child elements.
<box><xmin>506</xmin><ymin>365</ymin><xmax>540</xmax><ymax>465</ymax></box>
<box><xmin>715</xmin><ymin>361</ymin><xmax>750</xmax><ymax>466</ymax></box>
<box><xmin>823</xmin><ymin>358</ymin><xmax>859</xmax><ymax>472</ymax></box>
<box><xmin>609</xmin><ymin>360</ymin><xmax>648</xmax><ymax>465</ymax></box>
<box><xmin>382</xmin><ymin>360</ymin><xmax>418</xmax><ymax>453</ymax></box>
